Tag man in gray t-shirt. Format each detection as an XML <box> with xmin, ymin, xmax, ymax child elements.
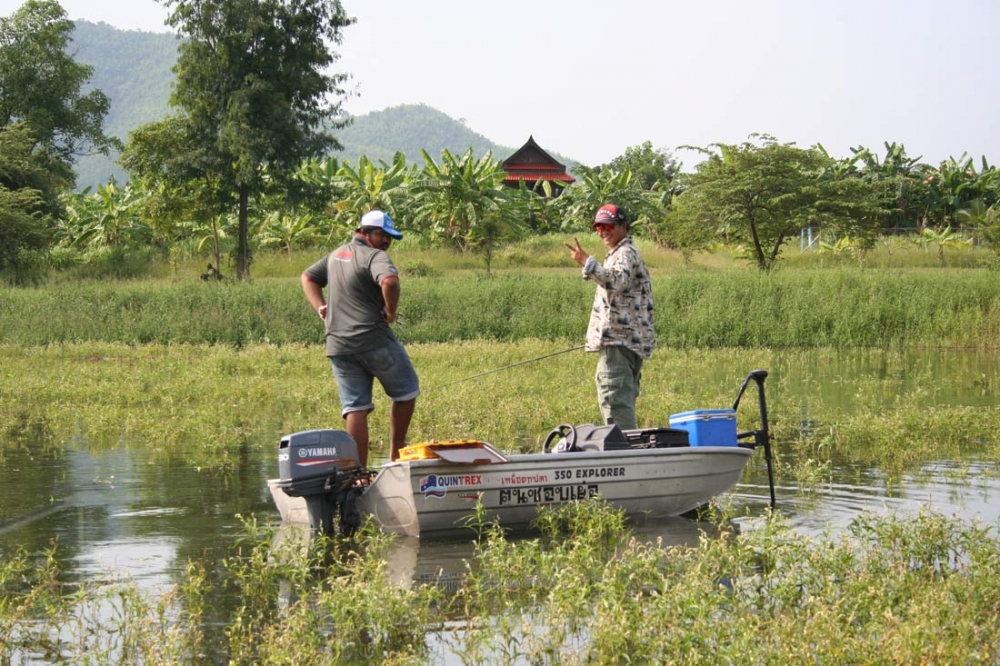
<box><xmin>301</xmin><ymin>210</ymin><xmax>419</xmax><ymax>464</ymax></box>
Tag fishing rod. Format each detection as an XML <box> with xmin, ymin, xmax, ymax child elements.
<box><xmin>433</xmin><ymin>344</ymin><xmax>585</xmax><ymax>389</ymax></box>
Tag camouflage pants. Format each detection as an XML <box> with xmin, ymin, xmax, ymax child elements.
<box><xmin>595</xmin><ymin>345</ymin><xmax>643</xmax><ymax>430</ymax></box>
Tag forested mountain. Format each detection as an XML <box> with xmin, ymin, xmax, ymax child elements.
<box><xmin>70</xmin><ymin>21</ymin><xmax>178</xmax><ymax>189</ymax></box>
<box><xmin>335</xmin><ymin>103</ymin><xmax>515</xmax><ymax>166</ymax></box>
<box><xmin>69</xmin><ymin>21</ymin><xmax>573</xmax><ymax>190</ymax></box>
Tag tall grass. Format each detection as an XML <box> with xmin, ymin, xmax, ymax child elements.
<box><xmin>3</xmin><ymin>267</ymin><xmax>999</xmax><ymax>347</ymax></box>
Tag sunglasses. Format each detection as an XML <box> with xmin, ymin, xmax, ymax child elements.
<box><xmin>592</xmin><ymin>223</ymin><xmax>616</xmax><ymax>232</ymax></box>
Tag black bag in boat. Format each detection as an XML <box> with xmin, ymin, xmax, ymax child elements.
<box><xmin>622</xmin><ymin>427</ymin><xmax>690</xmax><ymax>448</ymax></box>
<box><xmin>554</xmin><ymin>424</ymin><xmax>689</xmax><ymax>452</ymax></box>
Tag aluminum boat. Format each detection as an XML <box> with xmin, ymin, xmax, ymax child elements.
<box><xmin>268</xmin><ymin>370</ymin><xmax>775</xmax><ymax>537</ymax></box>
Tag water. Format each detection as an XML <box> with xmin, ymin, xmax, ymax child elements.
<box><xmin>1</xmin><ymin>348</ymin><xmax>997</xmax><ymax>633</ymax></box>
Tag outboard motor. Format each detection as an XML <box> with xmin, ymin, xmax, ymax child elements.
<box><xmin>274</xmin><ymin>429</ymin><xmax>364</xmax><ymax>536</ymax></box>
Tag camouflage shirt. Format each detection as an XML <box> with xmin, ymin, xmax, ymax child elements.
<box><xmin>581</xmin><ymin>236</ymin><xmax>655</xmax><ymax>360</ymax></box>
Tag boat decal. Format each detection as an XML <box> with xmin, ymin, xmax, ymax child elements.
<box><xmin>499</xmin><ymin>484</ymin><xmax>599</xmax><ymax>506</ymax></box>
<box><xmin>296</xmin><ymin>458</ymin><xmax>347</xmax><ymax>467</ymax></box>
<box><xmin>575</xmin><ymin>466</ymin><xmax>626</xmax><ymax>479</ymax></box>
<box><xmin>419</xmin><ymin>474</ymin><xmax>484</xmax><ymax>499</ymax></box>
<box><xmin>498</xmin><ymin>473</ymin><xmax>550</xmax><ymax>485</ymax></box>
<box><xmin>297</xmin><ymin>447</ymin><xmax>340</xmax><ymax>458</ymax></box>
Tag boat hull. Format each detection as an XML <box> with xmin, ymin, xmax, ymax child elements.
<box><xmin>269</xmin><ymin>446</ymin><xmax>753</xmax><ymax>537</ymax></box>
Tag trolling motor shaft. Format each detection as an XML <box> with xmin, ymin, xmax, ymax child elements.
<box><xmin>733</xmin><ymin>370</ymin><xmax>776</xmax><ymax>509</ymax></box>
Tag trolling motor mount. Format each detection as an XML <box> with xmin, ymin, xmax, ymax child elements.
<box><xmin>733</xmin><ymin>369</ymin><xmax>776</xmax><ymax>509</ymax></box>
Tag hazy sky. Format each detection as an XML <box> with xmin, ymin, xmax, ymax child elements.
<box><xmin>3</xmin><ymin>0</ymin><xmax>998</xmax><ymax>169</ymax></box>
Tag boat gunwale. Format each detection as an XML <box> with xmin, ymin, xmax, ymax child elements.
<box><xmin>397</xmin><ymin>444</ymin><xmax>755</xmax><ymax>470</ymax></box>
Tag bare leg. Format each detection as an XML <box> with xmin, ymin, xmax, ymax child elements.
<box><xmin>344</xmin><ymin>410</ymin><xmax>369</xmax><ymax>467</ymax></box>
<box><xmin>388</xmin><ymin>398</ymin><xmax>416</xmax><ymax>461</ymax></box>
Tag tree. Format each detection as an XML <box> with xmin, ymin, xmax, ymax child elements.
<box><xmin>658</xmin><ymin>192</ymin><xmax>719</xmax><ymax>263</ymax></box>
<box><xmin>674</xmin><ymin>135</ymin><xmax>882</xmax><ymax>271</ymax></box>
<box><xmin>577</xmin><ymin>141</ymin><xmax>681</xmax><ymax>193</ymax></box>
<box><xmin>0</xmin><ymin>0</ymin><xmax>119</xmax><ymax>183</ymax></box>
<box><xmin>120</xmin><ymin>115</ymin><xmax>235</xmax><ymax>271</ymax></box>
<box><xmin>559</xmin><ymin>167</ymin><xmax>654</xmax><ymax>233</ymax></box>
<box><xmin>154</xmin><ymin>0</ymin><xmax>353</xmax><ymax>279</ymax></box>
<box><xmin>0</xmin><ymin>123</ymin><xmax>58</xmax><ymax>276</ymax></box>
<box><xmin>0</xmin><ymin>0</ymin><xmax>118</xmax><ymax>275</ymax></box>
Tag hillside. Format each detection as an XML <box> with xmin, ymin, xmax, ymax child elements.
<box><xmin>335</xmin><ymin>103</ymin><xmax>516</xmax><ymax>166</ymax></box>
<box><xmin>70</xmin><ymin>21</ymin><xmax>178</xmax><ymax>189</ymax></box>
<box><xmin>68</xmin><ymin>21</ymin><xmax>576</xmax><ymax>190</ymax></box>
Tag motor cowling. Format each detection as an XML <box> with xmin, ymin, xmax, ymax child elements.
<box><xmin>275</xmin><ymin>429</ymin><xmax>362</xmax><ymax>535</ymax></box>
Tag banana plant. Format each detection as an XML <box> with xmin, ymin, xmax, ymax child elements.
<box><xmin>333</xmin><ymin>152</ymin><xmax>414</xmax><ymax>226</ymax></box>
<box><xmin>958</xmin><ymin>199</ymin><xmax>1000</xmax><ymax>253</ymax></box>
<box><xmin>817</xmin><ymin>234</ymin><xmax>874</xmax><ymax>263</ymax></box>
<box><xmin>57</xmin><ymin>179</ymin><xmax>150</xmax><ymax>249</ymax></box>
<box><xmin>913</xmin><ymin>225</ymin><xmax>971</xmax><ymax>265</ymax></box>
<box><xmin>559</xmin><ymin>167</ymin><xmax>651</xmax><ymax>233</ymax></box>
<box><xmin>918</xmin><ymin>154</ymin><xmax>1000</xmax><ymax>226</ymax></box>
<box><xmin>847</xmin><ymin>141</ymin><xmax>931</xmax><ymax>229</ymax></box>
<box><xmin>256</xmin><ymin>211</ymin><xmax>321</xmax><ymax>256</ymax></box>
<box><xmin>410</xmin><ymin>148</ymin><xmax>523</xmax><ymax>272</ymax></box>
<box><xmin>818</xmin><ymin>235</ymin><xmax>853</xmax><ymax>256</ymax></box>
<box><xmin>515</xmin><ymin>178</ymin><xmax>565</xmax><ymax>233</ymax></box>
<box><xmin>180</xmin><ymin>212</ymin><xmax>235</xmax><ymax>275</ymax></box>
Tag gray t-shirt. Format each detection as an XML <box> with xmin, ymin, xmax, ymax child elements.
<box><xmin>305</xmin><ymin>235</ymin><xmax>401</xmax><ymax>356</ymax></box>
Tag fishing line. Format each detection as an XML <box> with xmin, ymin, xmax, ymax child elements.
<box><xmin>431</xmin><ymin>344</ymin><xmax>584</xmax><ymax>390</ymax></box>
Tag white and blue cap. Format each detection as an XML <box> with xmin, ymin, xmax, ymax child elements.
<box><xmin>360</xmin><ymin>210</ymin><xmax>403</xmax><ymax>240</ymax></box>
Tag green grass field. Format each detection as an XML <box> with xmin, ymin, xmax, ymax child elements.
<box><xmin>4</xmin><ymin>238</ymin><xmax>999</xmax><ymax>348</ymax></box>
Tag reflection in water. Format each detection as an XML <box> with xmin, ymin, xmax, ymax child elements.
<box><xmin>271</xmin><ymin>515</ymin><xmax>739</xmax><ymax>605</ymax></box>
<box><xmin>2</xmin><ymin>440</ymin><xmax>999</xmax><ymax>595</ymax></box>
<box><xmin>378</xmin><ymin>516</ymin><xmax>734</xmax><ymax>594</ymax></box>
<box><xmin>0</xmin><ymin>443</ymin><xmax>275</xmax><ymax>590</ymax></box>
<box><xmin>732</xmin><ymin>459</ymin><xmax>1000</xmax><ymax>537</ymax></box>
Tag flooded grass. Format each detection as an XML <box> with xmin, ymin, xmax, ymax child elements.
<box><xmin>3</xmin><ymin>503</ymin><xmax>998</xmax><ymax>663</ymax></box>
<box><xmin>2</xmin><ymin>343</ymin><xmax>998</xmax><ymax>480</ymax></box>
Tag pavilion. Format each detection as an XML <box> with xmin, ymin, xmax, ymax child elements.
<box><xmin>501</xmin><ymin>136</ymin><xmax>575</xmax><ymax>194</ymax></box>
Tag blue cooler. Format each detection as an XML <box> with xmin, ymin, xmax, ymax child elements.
<box><xmin>668</xmin><ymin>409</ymin><xmax>738</xmax><ymax>447</ymax></box>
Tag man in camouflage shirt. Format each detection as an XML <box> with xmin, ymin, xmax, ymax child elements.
<box><xmin>566</xmin><ymin>204</ymin><xmax>655</xmax><ymax>430</ymax></box>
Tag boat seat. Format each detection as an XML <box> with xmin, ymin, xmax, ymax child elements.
<box><xmin>570</xmin><ymin>424</ymin><xmax>630</xmax><ymax>452</ymax></box>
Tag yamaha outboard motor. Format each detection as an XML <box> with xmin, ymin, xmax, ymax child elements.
<box><xmin>274</xmin><ymin>429</ymin><xmax>363</xmax><ymax>536</ymax></box>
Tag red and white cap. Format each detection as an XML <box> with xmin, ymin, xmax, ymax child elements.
<box><xmin>593</xmin><ymin>204</ymin><xmax>626</xmax><ymax>226</ymax></box>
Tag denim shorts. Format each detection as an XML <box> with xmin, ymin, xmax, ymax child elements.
<box><xmin>328</xmin><ymin>339</ymin><xmax>420</xmax><ymax>417</ymax></box>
